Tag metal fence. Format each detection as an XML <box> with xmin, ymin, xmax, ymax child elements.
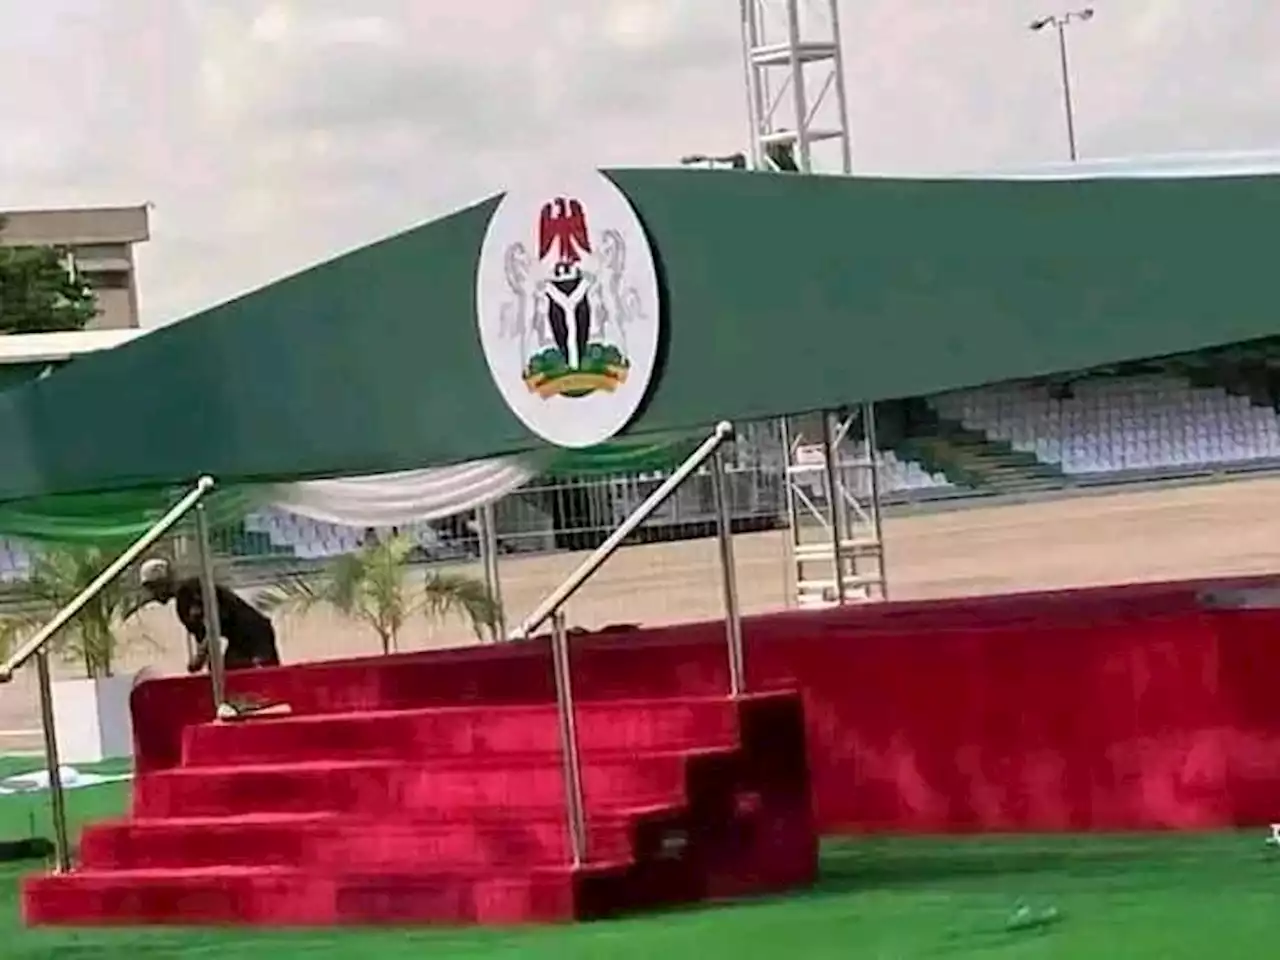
<box><xmin>185</xmin><ymin>418</ymin><xmax>794</xmax><ymax>573</ymax></box>
<box><xmin>3</xmin><ymin>382</ymin><xmax>1276</xmax><ymax>752</ymax></box>
<box><xmin>18</xmin><ymin>380</ymin><xmax>1274</xmax><ymax>646</ymax></box>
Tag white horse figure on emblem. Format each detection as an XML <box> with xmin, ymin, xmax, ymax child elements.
<box><xmin>598</xmin><ymin>228</ymin><xmax>640</xmax><ymax>355</ymax></box>
<box><xmin>501</xmin><ymin>241</ymin><xmax>553</xmax><ymax>362</ymax></box>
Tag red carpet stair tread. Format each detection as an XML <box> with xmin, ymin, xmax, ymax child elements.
<box><xmin>25</xmin><ymin>688</ymin><xmax>817</xmax><ymax>925</ymax></box>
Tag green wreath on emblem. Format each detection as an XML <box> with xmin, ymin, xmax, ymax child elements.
<box><xmin>523</xmin><ymin>342</ymin><xmax>630</xmax><ymax>399</ymax></box>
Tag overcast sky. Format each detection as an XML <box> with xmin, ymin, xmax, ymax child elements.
<box><xmin>3</xmin><ymin>1</ymin><xmax>1277</xmax><ymax>327</ymax></box>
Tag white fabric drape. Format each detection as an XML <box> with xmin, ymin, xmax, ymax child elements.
<box><xmin>266</xmin><ymin>454</ymin><xmax>545</xmax><ymax>527</ymax></box>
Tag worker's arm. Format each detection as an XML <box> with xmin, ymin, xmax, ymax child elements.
<box><xmin>186</xmin><ymin>639</ymin><xmax>209</xmax><ymax>674</ymax></box>
<box><xmin>177</xmin><ymin>586</ymin><xmax>210</xmax><ymax>673</ymax></box>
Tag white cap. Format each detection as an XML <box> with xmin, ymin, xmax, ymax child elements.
<box><xmin>138</xmin><ymin>558</ymin><xmax>171</xmax><ymax>585</ymax></box>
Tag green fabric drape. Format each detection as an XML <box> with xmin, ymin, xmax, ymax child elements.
<box><xmin>0</xmin><ymin>430</ymin><xmax>704</xmax><ymax>544</ymax></box>
<box><xmin>0</xmin><ymin>487</ymin><xmax>258</xmax><ymax>543</ymax></box>
<box><xmin>546</xmin><ymin>430</ymin><xmax>704</xmax><ymax>478</ymax></box>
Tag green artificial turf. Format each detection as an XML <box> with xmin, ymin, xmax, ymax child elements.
<box><xmin>0</xmin><ymin>758</ymin><xmax>1276</xmax><ymax>959</ymax></box>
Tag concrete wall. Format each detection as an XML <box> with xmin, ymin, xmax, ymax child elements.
<box><xmin>0</xmin><ymin>205</ymin><xmax>149</xmax><ymax>330</ymax></box>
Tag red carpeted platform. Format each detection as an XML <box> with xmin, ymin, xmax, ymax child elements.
<box><xmin>27</xmin><ymin>572</ymin><xmax>1280</xmax><ymax>926</ymax></box>
<box><xmin>115</xmin><ymin>573</ymin><xmax>1280</xmax><ymax>835</ymax></box>
<box><xmin>25</xmin><ymin>689</ymin><xmax>817</xmax><ymax>926</ymax></box>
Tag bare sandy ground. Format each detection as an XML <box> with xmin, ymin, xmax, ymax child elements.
<box><xmin>2</xmin><ymin>475</ymin><xmax>1278</xmax><ymax>752</ymax></box>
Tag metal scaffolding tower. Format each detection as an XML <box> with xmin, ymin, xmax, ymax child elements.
<box><xmin>740</xmin><ymin>0</ymin><xmax>888</xmax><ymax>605</ymax></box>
<box><xmin>780</xmin><ymin>410</ymin><xmax>886</xmax><ymax>606</ymax></box>
<box><xmin>740</xmin><ymin>0</ymin><xmax>852</xmax><ymax>173</ymax></box>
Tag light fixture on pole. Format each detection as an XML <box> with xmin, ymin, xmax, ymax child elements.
<box><xmin>680</xmin><ymin>152</ymin><xmax>748</xmax><ymax>170</ymax></box>
<box><xmin>1030</xmin><ymin>8</ymin><xmax>1094</xmax><ymax>161</ymax></box>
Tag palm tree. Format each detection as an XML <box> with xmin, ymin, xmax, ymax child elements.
<box><xmin>0</xmin><ymin>543</ymin><xmax>150</xmax><ymax>679</ymax></box>
<box><xmin>255</xmin><ymin>533</ymin><xmax>500</xmax><ymax>654</ymax></box>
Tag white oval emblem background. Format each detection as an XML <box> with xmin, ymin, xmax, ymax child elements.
<box><xmin>475</xmin><ymin>171</ymin><xmax>661</xmax><ymax>449</ymax></box>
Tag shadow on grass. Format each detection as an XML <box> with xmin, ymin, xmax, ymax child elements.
<box><xmin>796</xmin><ymin>832</ymin><xmax>1271</xmax><ymax>902</ymax></box>
<box><xmin>567</xmin><ymin>831</ymin><xmax>1270</xmax><ymax>933</ymax></box>
<box><xmin>817</xmin><ymin>842</ymin><xmax>1133</xmax><ymax>891</ymax></box>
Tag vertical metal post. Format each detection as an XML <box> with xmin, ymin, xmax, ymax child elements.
<box><xmin>711</xmin><ymin>448</ymin><xmax>746</xmax><ymax>697</ymax></box>
<box><xmin>826</xmin><ymin>0</ymin><xmax>854</xmax><ymax>174</ymax></box>
<box><xmin>35</xmin><ymin>648</ymin><xmax>71</xmax><ymax>873</ymax></box>
<box><xmin>477</xmin><ymin>504</ymin><xmax>506</xmax><ymax>641</ymax></box>
<box><xmin>739</xmin><ymin>0</ymin><xmax>762</xmax><ymax>170</ymax></box>
<box><xmin>511</xmin><ymin>422</ymin><xmax>734</xmax><ymax>641</ymax></box>
<box><xmin>863</xmin><ymin>401</ymin><xmax>889</xmax><ymax>598</ymax></box>
<box><xmin>550</xmin><ymin>611</ymin><xmax>587</xmax><ymax>866</ymax></box>
<box><xmin>820</xmin><ymin>411</ymin><xmax>846</xmax><ymax>604</ymax></box>
<box><xmin>1056</xmin><ymin>20</ymin><xmax>1078</xmax><ymax>161</ymax></box>
<box><xmin>784</xmin><ymin>0</ymin><xmax>812</xmax><ymax>172</ymax></box>
<box><xmin>193</xmin><ymin>503</ymin><xmax>227</xmax><ymax>714</ymax></box>
<box><xmin>779</xmin><ymin>416</ymin><xmax>800</xmax><ymax>607</ymax></box>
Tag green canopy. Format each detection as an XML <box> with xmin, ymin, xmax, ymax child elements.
<box><xmin>0</xmin><ymin>363</ymin><xmax>56</xmax><ymax>392</ymax></box>
<box><xmin>0</xmin><ymin>169</ymin><xmax>1274</xmax><ymax>502</ymax></box>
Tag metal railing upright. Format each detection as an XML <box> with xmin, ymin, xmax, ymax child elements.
<box><xmin>0</xmin><ymin>475</ymin><xmax>226</xmax><ymax>873</ymax></box>
<box><xmin>509</xmin><ymin>421</ymin><xmax>745</xmax><ymax>868</ymax></box>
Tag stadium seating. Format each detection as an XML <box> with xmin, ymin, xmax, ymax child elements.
<box><xmin>931</xmin><ymin>375</ymin><xmax>1280</xmax><ymax>476</ymax></box>
<box><xmin>2</xmin><ymin>371</ymin><xmax>1277</xmax><ymax>572</ymax></box>
<box><xmin>874</xmin><ymin>450</ymin><xmax>954</xmax><ymax>492</ymax></box>
<box><xmin>240</xmin><ymin>511</ymin><xmax>454</xmax><ymax>561</ymax></box>
<box><xmin>0</xmin><ymin>540</ymin><xmax>31</xmax><ymax>582</ymax></box>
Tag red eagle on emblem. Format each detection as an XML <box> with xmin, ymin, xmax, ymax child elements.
<box><xmin>538</xmin><ymin>197</ymin><xmax>591</xmax><ymax>266</ymax></box>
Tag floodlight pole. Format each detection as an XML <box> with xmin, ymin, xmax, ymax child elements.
<box><xmin>1030</xmin><ymin>9</ymin><xmax>1094</xmax><ymax>162</ymax></box>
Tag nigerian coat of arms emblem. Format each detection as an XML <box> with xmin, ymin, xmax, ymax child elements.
<box><xmin>475</xmin><ymin>171</ymin><xmax>661</xmax><ymax>449</ymax></box>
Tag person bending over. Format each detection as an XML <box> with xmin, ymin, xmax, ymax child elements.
<box><xmin>138</xmin><ymin>558</ymin><xmax>281</xmax><ymax>673</ymax></box>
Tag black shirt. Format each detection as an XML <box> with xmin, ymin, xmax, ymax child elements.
<box><xmin>173</xmin><ymin>577</ymin><xmax>278</xmax><ymax>668</ymax></box>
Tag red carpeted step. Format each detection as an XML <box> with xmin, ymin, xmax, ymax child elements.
<box><xmin>182</xmin><ymin>698</ymin><xmax>739</xmax><ymax>767</ymax></box>
<box><xmin>80</xmin><ymin>812</ymin><xmax>330</xmax><ymax>870</ymax></box>
<box><xmin>132</xmin><ymin>750</ymin><xmax>726</xmax><ymax>819</ymax></box>
<box><xmin>26</xmin><ymin>690</ymin><xmax>818</xmax><ymax>928</ymax></box>
<box><xmin>79</xmin><ymin>806</ymin><xmax>682</xmax><ymax>871</ymax></box>
<box><xmin>24</xmin><ymin>862</ymin><xmax>632</xmax><ymax>925</ymax></box>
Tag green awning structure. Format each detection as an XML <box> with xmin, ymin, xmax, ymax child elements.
<box><xmin>0</xmin><ymin>487</ymin><xmax>259</xmax><ymax>543</ymax></box>
<box><xmin>0</xmin><ymin>167</ymin><xmax>1275</xmax><ymax>505</ymax></box>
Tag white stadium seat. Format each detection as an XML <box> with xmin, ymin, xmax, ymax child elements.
<box><xmin>931</xmin><ymin>375</ymin><xmax>1280</xmax><ymax>476</ymax></box>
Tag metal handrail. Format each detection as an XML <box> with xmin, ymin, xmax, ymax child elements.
<box><xmin>510</xmin><ymin>420</ymin><xmax>735</xmax><ymax>641</ymax></box>
<box><xmin>510</xmin><ymin>420</ymin><xmax>744</xmax><ymax>872</ymax></box>
<box><xmin>0</xmin><ymin>475</ymin><xmax>216</xmax><ymax>681</ymax></box>
<box><xmin>0</xmin><ymin>474</ymin><xmax>216</xmax><ymax>876</ymax></box>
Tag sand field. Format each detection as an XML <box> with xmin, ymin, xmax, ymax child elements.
<box><xmin>0</xmin><ymin>475</ymin><xmax>1277</xmax><ymax>751</ymax></box>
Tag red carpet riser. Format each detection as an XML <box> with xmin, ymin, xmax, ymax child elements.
<box><xmin>25</xmin><ymin>687</ymin><xmax>818</xmax><ymax>925</ymax></box>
